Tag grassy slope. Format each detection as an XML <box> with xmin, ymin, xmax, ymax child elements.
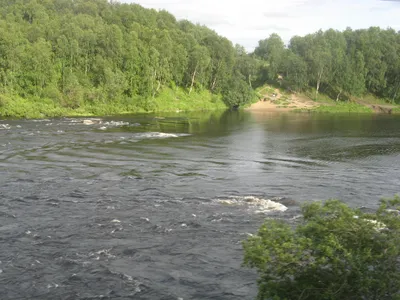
<box><xmin>263</xmin><ymin>85</ymin><xmax>400</xmax><ymax>113</ymax></box>
<box><xmin>303</xmin><ymin>89</ymin><xmax>400</xmax><ymax>113</ymax></box>
<box><xmin>0</xmin><ymin>88</ymin><xmax>227</xmax><ymax>119</ymax></box>
<box><xmin>311</xmin><ymin>102</ymin><xmax>374</xmax><ymax>113</ymax></box>
<box><xmin>303</xmin><ymin>92</ymin><xmax>372</xmax><ymax>113</ymax></box>
<box><xmin>2</xmin><ymin>84</ymin><xmax>398</xmax><ymax>119</ymax></box>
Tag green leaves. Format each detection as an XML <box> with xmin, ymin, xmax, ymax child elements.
<box><xmin>255</xmin><ymin>27</ymin><xmax>400</xmax><ymax>104</ymax></box>
<box><xmin>0</xmin><ymin>0</ymin><xmax>258</xmax><ymax>114</ymax></box>
<box><xmin>254</xmin><ymin>33</ymin><xmax>285</xmax><ymax>81</ymax></box>
<box><xmin>244</xmin><ymin>198</ymin><xmax>400</xmax><ymax>300</ymax></box>
<box><xmin>221</xmin><ymin>74</ymin><xmax>255</xmax><ymax>108</ymax></box>
<box><xmin>3</xmin><ymin>0</ymin><xmax>399</xmax><ymax>115</ymax></box>
<box><xmin>282</xmin><ymin>51</ymin><xmax>308</xmax><ymax>92</ymax></box>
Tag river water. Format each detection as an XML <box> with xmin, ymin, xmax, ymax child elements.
<box><xmin>1</xmin><ymin>110</ymin><xmax>399</xmax><ymax>299</ymax></box>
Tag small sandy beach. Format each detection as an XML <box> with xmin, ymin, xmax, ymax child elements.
<box><xmin>246</xmin><ymin>88</ymin><xmax>319</xmax><ymax>112</ymax></box>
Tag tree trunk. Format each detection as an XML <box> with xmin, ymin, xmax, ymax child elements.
<box><xmin>85</xmin><ymin>52</ymin><xmax>88</xmax><ymax>76</ymax></box>
<box><xmin>61</xmin><ymin>61</ymin><xmax>65</xmax><ymax>93</ymax></box>
<box><xmin>392</xmin><ymin>82</ymin><xmax>399</xmax><ymax>103</ymax></box>
<box><xmin>211</xmin><ymin>61</ymin><xmax>221</xmax><ymax>91</ymax></box>
<box><xmin>315</xmin><ymin>67</ymin><xmax>324</xmax><ymax>100</ymax></box>
<box><xmin>315</xmin><ymin>80</ymin><xmax>320</xmax><ymax>99</ymax></box>
<box><xmin>189</xmin><ymin>66</ymin><xmax>197</xmax><ymax>95</ymax></box>
<box><xmin>152</xmin><ymin>70</ymin><xmax>156</xmax><ymax>98</ymax></box>
<box><xmin>211</xmin><ymin>76</ymin><xmax>217</xmax><ymax>91</ymax></box>
<box><xmin>248</xmin><ymin>74</ymin><xmax>252</xmax><ymax>88</ymax></box>
<box><xmin>336</xmin><ymin>90</ymin><xmax>342</xmax><ymax>102</ymax></box>
<box><xmin>70</xmin><ymin>51</ymin><xmax>73</xmax><ymax>74</ymax></box>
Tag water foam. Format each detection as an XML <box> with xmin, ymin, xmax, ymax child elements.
<box><xmin>134</xmin><ymin>132</ymin><xmax>190</xmax><ymax>139</ymax></box>
<box><xmin>217</xmin><ymin>196</ymin><xmax>288</xmax><ymax>213</ymax></box>
<box><xmin>103</xmin><ymin>121</ymin><xmax>130</xmax><ymax>127</ymax></box>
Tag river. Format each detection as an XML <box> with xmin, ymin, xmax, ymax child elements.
<box><xmin>1</xmin><ymin>110</ymin><xmax>399</xmax><ymax>299</ymax></box>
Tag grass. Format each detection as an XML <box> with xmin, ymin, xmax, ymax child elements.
<box><xmin>290</xmin><ymin>88</ymin><xmax>397</xmax><ymax>113</ymax></box>
<box><xmin>152</xmin><ymin>88</ymin><xmax>226</xmax><ymax>112</ymax></box>
<box><xmin>311</xmin><ymin>102</ymin><xmax>374</xmax><ymax>113</ymax></box>
<box><xmin>0</xmin><ymin>87</ymin><xmax>228</xmax><ymax>119</ymax></box>
<box><xmin>354</xmin><ymin>94</ymin><xmax>391</xmax><ymax>105</ymax></box>
<box><xmin>254</xmin><ymin>85</ymin><xmax>276</xmax><ymax>102</ymax></box>
<box><xmin>255</xmin><ymin>85</ymin><xmax>275</xmax><ymax>96</ymax></box>
<box><xmin>274</xmin><ymin>97</ymin><xmax>291</xmax><ymax>106</ymax></box>
<box><xmin>392</xmin><ymin>107</ymin><xmax>400</xmax><ymax>114</ymax></box>
<box><xmin>2</xmin><ymin>84</ymin><xmax>398</xmax><ymax>119</ymax></box>
<box><xmin>254</xmin><ymin>84</ymin><xmax>377</xmax><ymax>113</ymax></box>
<box><xmin>301</xmin><ymin>90</ymin><xmax>335</xmax><ymax>104</ymax></box>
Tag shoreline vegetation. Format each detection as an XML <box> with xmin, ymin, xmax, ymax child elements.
<box><xmin>246</xmin><ymin>84</ymin><xmax>398</xmax><ymax>114</ymax></box>
<box><xmin>0</xmin><ymin>0</ymin><xmax>399</xmax><ymax>119</ymax></box>
<box><xmin>0</xmin><ymin>87</ymin><xmax>227</xmax><ymax>119</ymax></box>
<box><xmin>244</xmin><ymin>196</ymin><xmax>400</xmax><ymax>300</ymax></box>
<box><xmin>1</xmin><ymin>84</ymin><xmax>398</xmax><ymax>119</ymax></box>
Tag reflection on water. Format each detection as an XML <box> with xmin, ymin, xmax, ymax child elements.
<box><xmin>248</xmin><ymin>111</ymin><xmax>400</xmax><ymax>206</ymax></box>
<box><xmin>1</xmin><ymin>110</ymin><xmax>399</xmax><ymax>207</ymax></box>
<box><xmin>1</xmin><ymin>110</ymin><xmax>399</xmax><ymax>205</ymax></box>
<box><xmin>0</xmin><ymin>110</ymin><xmax>399</xmax><ymax>299</ymax></box>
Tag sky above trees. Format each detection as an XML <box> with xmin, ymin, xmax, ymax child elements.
<box><xmin>123</xmin><ymin>0</ymin><xmax>400</xmax><ymax>50</ymax></box>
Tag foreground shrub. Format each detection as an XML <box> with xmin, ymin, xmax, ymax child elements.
<box><xmin>243</xmin><ymin>197</ymin><xmax>400</xmax><ymax>300</ymax></box>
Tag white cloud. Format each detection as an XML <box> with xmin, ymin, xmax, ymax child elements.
<box><xmin>122</xmin><ymin>0</ymin><xmax>400</xmax><ymax>51</ymax></box>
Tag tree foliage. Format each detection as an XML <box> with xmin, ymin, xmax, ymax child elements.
<box><xmin>243</xmin><ymin>197</ymin><xmax>400</xmax><ymax>300</ymax></box>
<box><xmin>253</xmin><ymin>27</ymin><xmax>400</xmax><ymax>103</ymax></box>
<box><xmin>0</xmin><ymin>0</ymin><xmax>256</xmax><ymax>112</ymax></box>
<box><xmin>222</xmin><ymin>72</ymin><xmax>254</xmax><ymax>108</ymax></box>
<box><xmin>1</xmin><ymin>0</ymin><xmax>399</xmax><ymax>116</ymax></box>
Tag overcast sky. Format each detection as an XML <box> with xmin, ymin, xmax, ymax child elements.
<box><xmin>121</xmin><ymin>0</ymin><xmax>400</xmax><ymax>51</ymax></box>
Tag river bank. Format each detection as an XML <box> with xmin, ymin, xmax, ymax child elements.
<box><xmin>0</xmin><ymin>88</ymin><xmax>227</xmax><ymax>119</ymax></box>
<box><xmin>246</xmin><ymin>86</ymin><xmax>399</xmax><ymax>114</ymax></box>
<box><xmin>2</xmin><ymin>86</ymin><xmax>399</xmax><ymax>120</ymax></box>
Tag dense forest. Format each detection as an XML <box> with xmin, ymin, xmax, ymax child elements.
<box><xmin>0</xmin><ymin>0</ymin><xmax>399</xmax><ymax>118</ymax></box>
<box><xmin>0</xmin><ymin>0</ymin><xmax>256</xmax><ymax>117</ymax></box>
<box><xmin>254</xmin><ymin>28</ymin><xmax>400</xmax><ymax>103</ymax></box>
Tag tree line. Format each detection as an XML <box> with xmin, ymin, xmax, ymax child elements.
<box><xmin>0</xmin><ymin>0</ymin><xmax>255</xmax><ymax>111</ymax></box>
<box><xmin>254</xmin><ymin>28</ymin><xmax>400</xmax><ymax>103</ymax></box>
<box><xmin>0</xmin><ymin>0</ymin><xmax>399</xmax><ymax>113</ymax></box>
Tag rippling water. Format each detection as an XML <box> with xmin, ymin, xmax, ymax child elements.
<box><xmin>1</xmin><ymin>111</ymin><xmax>400</xmax><ymax>299</ymax></box>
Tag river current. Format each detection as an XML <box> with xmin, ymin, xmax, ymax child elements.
<box><xmin>1</xmin><ymin>110</ymin><xmax>399</xmax><ymax>299</ymax></box>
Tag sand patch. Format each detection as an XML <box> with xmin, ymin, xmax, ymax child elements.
<box><xmin>246</xmin><ymin>88</ymin><xmax>319</xmax><ymax>112</ymax></box>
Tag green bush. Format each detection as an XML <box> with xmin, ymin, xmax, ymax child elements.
<box><xmin>42</xmin><ymin>85</ymin><xmax>63</xmax><ymax>103</ymax></box>
<box><xmin>152</xmin><ymin>87</ymin><xmax>226</xmax><ymax>112</ymax></box>
<box><xmin>222</xmin><ymin>76</ymin><xmax>255</xmax><ymax>108</ymax></box>
<box><xmin>0</xmin><ymin>94</ymin><xmax>11</xmax><ymax>107</ymax></box>
<box><xmin>243</xmin><ymin>197</ymin><xmax>400</xmax><ymax>300</ymax></box>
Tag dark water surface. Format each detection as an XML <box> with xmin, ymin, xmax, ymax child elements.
<box><xmin>1</xmin><ymin>111</ymin><xmax>399</xmax><ymax>299</ymax></box>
